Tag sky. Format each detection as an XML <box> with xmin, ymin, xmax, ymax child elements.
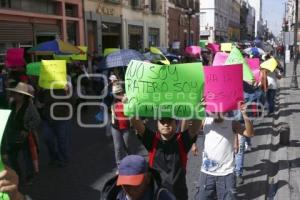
<box><xmin>262</xmin><ymin>0</ymin><xmax>285</xmax><ymax>36</ymax></box>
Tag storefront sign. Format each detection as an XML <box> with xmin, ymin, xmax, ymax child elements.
<box><xmin>97</xmin><ymin>2</ymin><xmax>115</xmax><ymax>16</ymax></box>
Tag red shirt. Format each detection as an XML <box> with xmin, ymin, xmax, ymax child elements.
<box><xmin>113</xmin><ymin>102</ymin><xmax>129</xmax><ymax>130</ymax></box>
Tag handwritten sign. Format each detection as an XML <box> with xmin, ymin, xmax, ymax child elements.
<box><xmin>0</xmin><ymin>109</ymin><xmax>11</xmax><ymax>200</ymax></box>
<box><xmin>246</xmin><ymin>58</ymin><xmax>260</xmax><ymax>82</ymax></box>
<box><xmin>26</xmin><ymin>62</ymin><xmax>41</xmax><ymax>76</ymax></box>
<box><xmin>204</xmin><ymin>64</ymin><xmax>244</xmax><ymax>112</ymax></box>
<box><xmin>260</xmin><ymin>57</ymin><xmax>278</xmax><ymax>72</ymax></box>
<box><xmin>225</xmin><ymin>47</ymin><xmax>254</xmax><ymax>81</ymax></box>
<box><xmin>221</xmin><ymin>43</ymin><xmax>233</xmax><ymax>52</ymax></box>
<box><xmin>213</xmin><ymin>52</ymin><xmax>229</xmax><ymax>66</ymax></box>
<box><xmin>5</xmin><ymin>48</ymin><xmax>26</xmax><ymax>68</ymax></box>
<box><xmin>207</xmin><ymin>43</ymin><xmax>220</xmax><ymax>54</ymax></box>
<box><xmin>124</xmin><ymin>60</ymin><xmax>205</xmax><ymax>119</ymax></box>
<box><xmin>39</xmin><ymin>60</ymin><xmax>67</xmax><ymax>89</ymax></box>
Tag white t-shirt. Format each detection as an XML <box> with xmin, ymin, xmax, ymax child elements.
<box><xmin>201</xmin><ymin>117</ymin><xmax>235</xmax><ymax>176</ymax></box>
<box><xmin>267</xmin><ymin>71</ymin><xmax>278</xmax><ymax>90</ymax></box>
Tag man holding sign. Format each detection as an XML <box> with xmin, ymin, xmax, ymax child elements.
<box><xmin>124</xmin><ymin>60</ymin><xmax>204</xmax><ymax>199</ymax></box>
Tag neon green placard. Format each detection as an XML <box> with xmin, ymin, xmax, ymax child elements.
<box><xmin>0</xmin><ymin>109</ymin><xmax>11</xmax><ymax>200</ymax></box>
<box><xmin>26</xmin><ymin>62</ymin><xmax>41</xmax><ymax>76</ymax></box>
<box><xmin>124</xmin><ymin>60</ymin><xmax>205</xmax><ymax>119</ymax></box>
<box><xmin>225</xmin><ymin>47</ymin><xmax>254</xmax><ymax>81</ymax></box>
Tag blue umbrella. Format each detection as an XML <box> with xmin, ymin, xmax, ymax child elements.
<box><xmin>28</xmin><ymin>39</ymin><xmax>81</xmax><ymax>54</ymax></box>
<box><xmin>98</xmin><ymin>49</ymin><xmax>145</xmax><ymax>70</ymax></box>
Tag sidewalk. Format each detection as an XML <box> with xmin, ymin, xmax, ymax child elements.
<box><xmin>236</xmin><ymin>60</ymin><xmax>300</xmax><ymax>200</ymax></box>
<box><xmin>273</xmin><ymin>61</ymin><xmax>300</xmax><ymax>200</ymax></box>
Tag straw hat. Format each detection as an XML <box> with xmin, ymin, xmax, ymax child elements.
<box><xmin>112</xmin><ymin>84</ymin><xmax>124</xmax><ymax>94</ymax></box>
<box><xmin>6</xmin><ymin>82</ymin><xmax>34</xmax><ymax>97</ymax></box>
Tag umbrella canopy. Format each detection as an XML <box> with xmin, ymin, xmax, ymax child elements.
<box><xmin>28</xmin><ymin>39</ymin><xmax>81</xmax><ymax>55</ymax></box>
<box><xmin>98</xmin><ymin>49</ymin><xmax>145</xmax><ymax>70</ymax></box>
<box><xmin>243</xmin><ymin>47</ymin><xmax>265</xmax><ymax>56</ymax></box>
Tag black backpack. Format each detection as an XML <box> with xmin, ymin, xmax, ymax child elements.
<box><xmin>101</xmin><ymin>175</ymin><xmax>122</xmax><ymax>200</ymax></box>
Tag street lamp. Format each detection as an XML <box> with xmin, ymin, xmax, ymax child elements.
<box><xmin>185</xmin><ymin>8</ymin><xmax>197</xmax><ymax>46</ymax></box>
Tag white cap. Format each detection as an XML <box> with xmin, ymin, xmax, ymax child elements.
<box><xmin>109</xmin><ymin>75</ymin><xmax>118</xmax><ymax>81</ymax></box>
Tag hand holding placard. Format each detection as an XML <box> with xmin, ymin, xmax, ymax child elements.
<box><xmin>204</xmin><ymin>64</ymin><xmax>244</xmax><ymax>112</ymax></box>
<box><xmin>124</xmin><ymin>60</ymin><xmax>205</xmax><ymax>119</ymax></box>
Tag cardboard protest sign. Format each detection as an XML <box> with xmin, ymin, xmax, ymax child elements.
<box><xmin>39</xmin><ymin>60</ymin><xmax>67</xmax><ymax>89</ymax></box>
<box><xmin>204</xmin><ymin>64</ymin><xmax>244</xmax><ymax>112</ymax></box>
<box><xmin>207</xmin><ymin>43</ymin><xmax>220</xmax><ymax>54</ymax></box>
<box><xmin>213</xmin><ymin>52</ymin><xmax>229</xmax><ymax>66</ymax></box>
<box><xmin>260</xmin><ymin>57</ymin><xmax>278</xmax><ymax>72</ymax></box>
<box><xmin>246</xmin><ymin>58</ymin><xmax>260</xmax><ymax>82</ymax></box>
<box><xmin>125</xmin><ymin>60</ymin><xmax>205</xmax><ymax>119</ymax></box>
<box><xmin>0</xmin><ymin>109</ymin><xmax>11</xmax><ymax>200</ymax></box>
<box><xmin>199</xmin><ymin>40</ymin><xmax>208</xmax><ymax>48</ymax></box>
<box><xmin>26</xmin><ymin>62</ymin><xmax>41</xmax><ymax>76</ymax></box>
<box><xmin>185</xmin><ymin>46</ymin><xmax>201</xmax><ymax>57</ymax></box>
<box><xmin>221</xmin><ymin>43</ymin><xmax>233</xmax><ymax>52</ymax></box>
<box><xmin>5</xmin><ymin>48</ymin><xmax>26</xmax><ymax>68</ymax></box>
<box><xmin>225</xmin><ymin>47</ymin><xmax>254</xmax><ymax>81</ymax></box>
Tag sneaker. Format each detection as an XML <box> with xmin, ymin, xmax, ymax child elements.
<box><xmin>245</xmin><ymin>144</ymin><xmax>252</xmax><ymax>152</ymax></box>
<box><xmin>236</xmin><ymin>175</ymin><xmax>244</xmax><ymax>185</ymax></box>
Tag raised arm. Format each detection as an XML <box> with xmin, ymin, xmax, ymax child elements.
<box><xmin>130</xmin><ymin>117</ymin><xmax>146</xmax><ymax>137</ymax></box>
<box><xmin>233</xmin><ymin>104</ymin><xmax>255</xmax><ymax>137</ymax></box>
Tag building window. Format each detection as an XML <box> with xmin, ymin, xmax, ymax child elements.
<box><xmin>128</xmin><ymin>25</ymin><xmax>143</xmax><ymax>50</ymax></box>
<box><xmin>148</xmin><ymin>28</ymin><xmax>159</xmax><ymax>47</ymax></box>
<box><xmin>65</xmin><ymin>3</ymin><xmax>78</xmax><ymax>17</ymax></box>
<box><xmin>67</xmin><ymin>21</ymin><xmax>77</xmax><ymax>45</ymax></box>
<box><xmin>131</xmin><ymin>0</ymin><xmax>142</xmax><ymax>9</ymax></box>
<box><xmin>0</xmin><ymin>0</ymin><xmax>11</xmax><ymax>8</ymax></box>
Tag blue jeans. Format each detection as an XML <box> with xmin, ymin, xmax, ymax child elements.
<box><xmin>194</xmin><ymin>172</ymin><xmax>236</xmax><ymax>200</ymax></box>
<box><xmin>111</xmin><ymin>126</ymin><xmax>131</xmax><ymax>167</ymax></box>
<box><xmin>235</xmin><ymin>135</ymin><xmax>251</xmax><ymax>177</ymax></box>
<box><xmin>267</xmin><ymin>89</ymin><xmax>276</xmax><ymax>113</ymax></box>
<box><xmin>42</xmin><ymin>120</ymin><xmax>70</xmax><ymax>163</ymax></box>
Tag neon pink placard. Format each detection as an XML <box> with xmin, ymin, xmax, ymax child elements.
<box><xmin>246</xmin><ymin>58</ymin><xmax>260</xmax><ymax>82</ymax></box>
<box><xmin>185</xmin><ymin>46</ymin><xmax>201</xmax><ymax>57</ymax></box>
<box><xmin>207</xmin><ymin>43</ymin><xmax>220</xmax><ymax>54</ymax></box>
<box><xmin>5</xmin><ymin>48</ymin><xmax>26</xmax><ymax>68</ymax></box>
<box><xmin>213</xmin><ymin>52</ymin><xmax>229</xmax><ymax>66</ymax></box>
<box><xmin>204</xmin><ymin>64</ymin><xmax>244</xmax><ymax>112</ymax></box>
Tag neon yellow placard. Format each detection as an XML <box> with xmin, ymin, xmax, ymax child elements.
<box><xmin>225</xmin><ymin>47</ymin><xmax>254</xmax><ymax>81</ymax></box>
<box><xmin>124</xmin><ymin>60</ymin><xmax>205</xmax><ymax>119</ymax></box>
<box><xmin>39</xmin><ymin>60</ymin><xmax>67</xmax><ymax>89</ymax></box>
<box><xmin>221</xmin><ymin>43</ymin><xmax>233</xmax><ymax>52</ymax></box>
<box><xmin>260</xmin><ymin>57</ymin><xmax>278</xmax><ymax>72</ymax></box>
<box><xmin>150</xmin><ymin>47</ymin><xmax>171</xmax><ymax>65</ymax></box>
<box><xmin>103</xmin><ymin>48</ymin><xmax>120</xmax><ymax>57</ymax></box>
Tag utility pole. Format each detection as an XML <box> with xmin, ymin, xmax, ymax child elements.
<box><xmin>290</xmin><ymin>0</ymin><xmax>299</xmax><ymax>88</ymax></box>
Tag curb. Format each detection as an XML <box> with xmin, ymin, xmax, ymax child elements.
<box><xmin>268</xmin><ymin>76</ymin><xmax>292</xmax><ymax>200</ymax></box>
